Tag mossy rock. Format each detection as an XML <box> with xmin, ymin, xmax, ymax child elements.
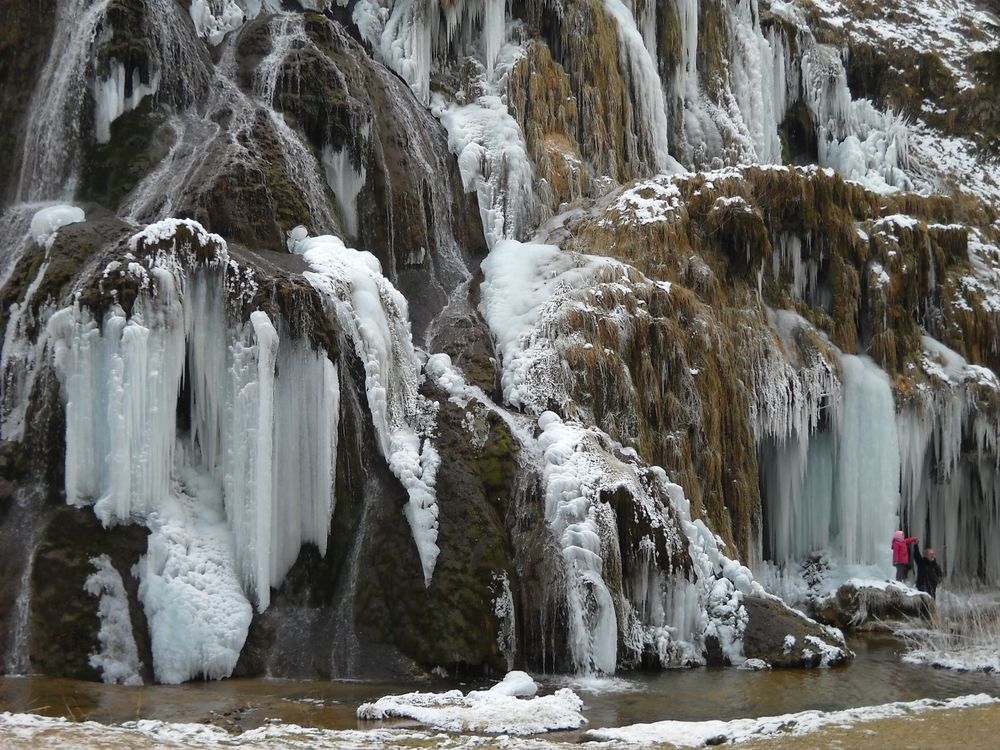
<box><xmin>29</xmin><ymin>506</ymin><xmax>153</xmax><ymax>682</ymax></box>
<box><xmin>77</xmin><ymin>99</ymin><xmax>173</xmax><ymax>212</ymax></box>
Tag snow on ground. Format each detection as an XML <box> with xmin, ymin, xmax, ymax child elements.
<box><xmin>0</xmin><ymin>712</ymin><xmax>433</xmax><ymax>750</ymax></box>
<box><xmin>4</xmin><ymin>694</ymin><xmax>997</xmax><ymax>748</ymax></box>
<box><xmin>585</xmin><ymin>693</ymin><xmax>998</xmax><ymax>746</ymax></box>
<box><xmin>357</xmin><ymin>671</ymin><xmax>585</xmax><ymax>734</ymax></box>
<box><xmin>806</xmin><ymin>0</ymin><xmax>997</xmax><ymax>90</ymax></box>
<box><xmin>907</xmin><ymin>122</ymin><xmax>1000</xmax><ymax>206</ymax></box>
<box><xmin>899</xmin><ymin>588</ymin><xmax>1000</xmax><ymax>673</ymax></box>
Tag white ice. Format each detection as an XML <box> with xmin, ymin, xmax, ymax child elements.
<box><xmin>357</xmin><ymin>673</ymin><xmax>584</xmax><ymax>734</ymax></box>
<box><xmin>83</xmin><ymin>554</ymin><xmax>143</xmax><ymax>685</ymax></box>
<box><xmin>586</xmin><ymin>693</ymin><xmax>998</xmax><ymax>746</ymax></box>
<box><xmin>292</xmin><ymin>230</ymin><xmax>441</xmax><ymax>585</ymax></box>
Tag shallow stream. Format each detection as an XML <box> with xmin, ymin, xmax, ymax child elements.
<box><xmin>1</xmin><ymin>634</ymin><xmax>997</xmax><ymax>747</ymax></box>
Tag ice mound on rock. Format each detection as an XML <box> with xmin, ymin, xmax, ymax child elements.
<box><xmin>357</xmin><ymin>671</ymin><xmax>583</xmax><ymax>734</ymax></box>
<box><xmin>29</xmin><ymin>205</ymin><xmax>84</xmax><ymax>247</ymax></box>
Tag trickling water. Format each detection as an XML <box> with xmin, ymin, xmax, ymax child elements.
<box><xmin>16</xmin><ymin>0</ymin><xmax>112</xmax><ymax>202</ymax></box>
<box><xmin>2</xmin><ymin>489</ymin><xmax>49</xmax><ymax>675</ymax></box>
<box><xmin>0</xmin><ymin>204</ymin><xmax>46</xmax><ymax>290</ymax></box>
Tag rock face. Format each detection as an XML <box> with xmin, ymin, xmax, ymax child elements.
<box><xmin>0</xmin><ymin>0</ymin><xmax>997</xmax><ymax>685</ymax></box>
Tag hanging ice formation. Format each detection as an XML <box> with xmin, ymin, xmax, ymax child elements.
<box><xmin>897</xmin><ymin>337</ymin><xmax>1000</xmax><ymax>582</ymax></box>
<box><xmin>754</xmin><ymin>311</ymin><xmax>900</xmax><ymax>573</ymax></box>
<box><xmin>290</xmin><ymin>229</ymin><xmax>442</xmax><ymax>586</ymax></box>
<box><xmin>38</xmin><ymin>219</ymin><xmax>341</xmax><ymax>682</ymax></box>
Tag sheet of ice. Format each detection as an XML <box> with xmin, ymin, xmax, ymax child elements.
<box><xmin>357</xmin><ymin>675</ymin><xmax>584</xmax><ymax>734</ymax></box>
<box><xmin>586</xmin><ymin>694</ymin><xmax>999</xmax><ymax>746</ymax></box>
<box><xmin>83</xmin><ymin>555</ymin><xmax>143</xmax><ymax>685</ymax></box>
<box><xmin>757</xmin><ymin>311</ymin><xmax>899</xmax><ymax>572</ymax></box>
<box><xmin>292</xmin><ymin>230</ymin><xmax>441</xmax><ymax>585</ymax></box>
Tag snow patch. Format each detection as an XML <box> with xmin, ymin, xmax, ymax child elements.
<box><xmin>357</xmin><ymin>674</ymin><xmax>583</xmax><ymax>734</ymax></box>
<box><xmin>586</xmin><ymin>694</ymin><xmax>999</xmax><ymax>746</ymax></box>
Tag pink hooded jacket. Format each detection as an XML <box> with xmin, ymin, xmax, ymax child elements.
<box><xmin>892</xmin><ymin>531</ymin><xmax>917</xmax><ymax>565</ymax></box>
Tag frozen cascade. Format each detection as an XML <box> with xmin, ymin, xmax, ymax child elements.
<box><xmin>800</xmin><ymin>44</ymin><xmax>914</xmax><ymax>193</ymax></box>
<box><xmin>292</xmin><ymin>230</ymin><xmax>441</xmax><ymax>586</ymax></box>
<box><xmin>723</xmin><ymin>2</ymin><xmax>788</xmax><ymax>164</ymax></box>
<box><xmin>83</xmin><ymin>555</ymin><xmax>143</xmax><ymax>685</ymax></box>
<box><xmin>481</xmin><ymin>0</ymin><xmax>507</xmax><ymax>74</ymax></box>
<box><xmin>599</xmin><ymin>0</ymin><xmax>677</xmax><ymax>175</ymax></box>
<box><xmin>189</xmin><ymin>0</ymin><xmax>283</xmax><ymax>45</ymax></box>
<box><xmin>668</xmin><ymin>0</ymin><xmax>791</xmax><ymax>167</ymax></box>
<box><xmin>833</xmin><ymin>354</ymin><xmax>900</xmax><ymax>566</ymax></box>
<box><xmin>758</xmin><ymin>313</ymin><xmax>899</xmax><ymax>571</ymax></box>
<box><xmin>379</xmin><ymin>0</ymin><xmax>512</xmax><ymax>105</ymax></box>
<box><xmin>478</xmin><ymin>240</ymin><xmax>817</xmax><ymax>671</ymax></box>
<box><xmin>380</xmin><ymin>1</ymin><xmax>542</xmax><ymax>247</ymax></box>
<box><xmin>436</xmin><ymin>79</ymin><xmax>538</xmax><ymax>248</ymax></box>
<box><xmin>537</xmin><ymin>412</ymin><xmax>619</xmax><ymax>673</ymax></box>
<box><xmin>898</xmin><ymin>337</ymin><xmax>1000</xmax><ymax>581</ymax></box>
<box><xmin>44</xmin><ymin>218</ymin><xmax>341</xmax><ymax>681</ymax></box>
<box><xmin>380</xmin><ymin>0</ymin><xmax>433</xmax><ymax>105</ymax></box>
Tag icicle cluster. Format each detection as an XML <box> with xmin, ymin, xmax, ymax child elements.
<box><xmin>44</xmin><ymin>219</ymin><xmax>340</xmax><ymax>682</ymax></box>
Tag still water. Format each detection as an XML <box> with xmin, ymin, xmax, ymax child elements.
<box><xmin>1</xmin><ymin>635</ymin><xmax>997</xmax><ymax>746</ymax></box>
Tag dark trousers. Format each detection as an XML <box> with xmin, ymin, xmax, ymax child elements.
<box><xmin>895</xmin><ymin>563</ymin><xmax>908</xmax><ymax>581</ymax></box>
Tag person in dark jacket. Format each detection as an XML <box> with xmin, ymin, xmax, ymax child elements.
<box><xmin>892</xmin><ymin>530</ymin><xmax>918</xmax><ymax>581</ymax></box>
<box><xmin>913</xmin><ymin>542</ymin><xmax>943</xmax><ymax>598</ymax></box>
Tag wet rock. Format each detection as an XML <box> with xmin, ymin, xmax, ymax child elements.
<box><xmin>742</xmin><ymin>595</ymin><xmax>851</xmax><ymax>668</ymax></box>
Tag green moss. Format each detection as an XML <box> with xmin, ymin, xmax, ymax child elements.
<box><xmin>474</xmin><ymin>414</ymin><xmax>517</xmax><ymax>501</ymax></box>
<box><xmin>77</xmin><ymin>99</ymin><xmax>170</xmax><ymax>211</ymax></box>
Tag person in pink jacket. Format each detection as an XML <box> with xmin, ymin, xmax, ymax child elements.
<box><xmin>892</xmin><ymin>530</ymin><xmax>918</xmax><ymax>581</ymax></box>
